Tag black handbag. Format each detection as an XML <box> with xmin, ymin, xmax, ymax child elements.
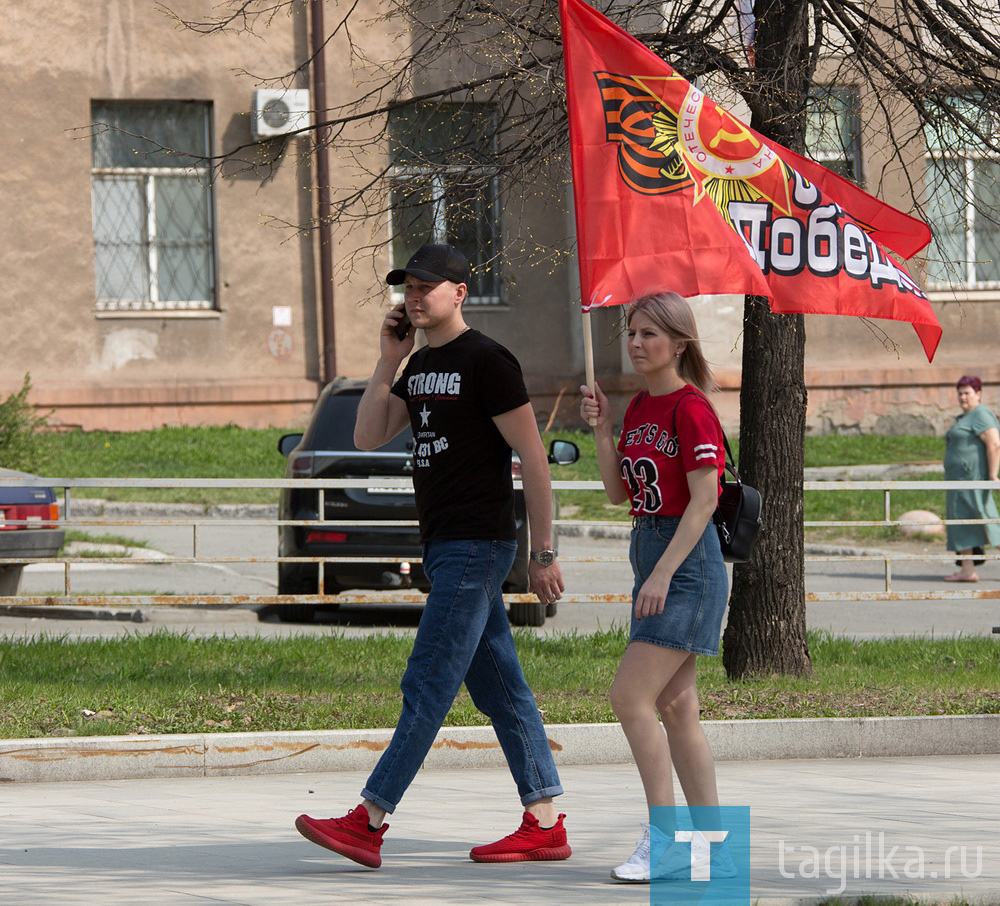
<box><xmin>713</xmin><ymin>434</ymin><xmax>763</xmax><ymax>563</ymax></box>
<box><xmin>673</xmin><ymin>392</ymin><xmax>763</xmax><ymax>563</ymax></box>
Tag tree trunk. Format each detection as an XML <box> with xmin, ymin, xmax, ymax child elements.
<box><xmin>723</xmin><ymin>0</ymin><xmax>814</xmax><ymax>678</ymax></box>
<box><xmin>722</xmin><ymin>297</ymin><xmax>811</xmax><ymax>677</ymax></box>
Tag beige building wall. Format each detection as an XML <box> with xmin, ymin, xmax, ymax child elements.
<box><xmin>2</xmin><ymin>1</ymin><xmax>321</xmax><ymax>429</ymax></box>
<box><xmin>2</xmin><ymin>1</ymin><xmax>996</xmax><ymax>436</ymax></box>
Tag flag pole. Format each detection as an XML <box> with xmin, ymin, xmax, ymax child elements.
<box><xmin>582</xmin><ymin>309</ymin><xmax>596</xmax><ymax>427</ymax></box>
<box><xmin>562</xmin><ymin>0</ymin><xmax>597</xmax><ymax>427</ymax></box>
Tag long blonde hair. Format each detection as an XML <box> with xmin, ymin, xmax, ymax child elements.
<box><xmin>627</xmin><ymin>292</ymin><xmax>718</xmax><ymax>395</ymax></box>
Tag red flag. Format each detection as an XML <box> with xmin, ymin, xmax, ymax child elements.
<box><xmin>560</xmin><ymin>0</ymin><xmax>942</xmax><ymax>361</ymax></box>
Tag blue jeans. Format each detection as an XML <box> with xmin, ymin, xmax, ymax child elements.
<box><xmin>361</xmin><ymin>538</ymin><xmax>563</xmax><ymax>814</ymax></box>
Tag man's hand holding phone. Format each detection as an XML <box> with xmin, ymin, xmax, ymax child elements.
<box><xmin>392</xmin><ymin>307</ymin><xmax>412</xmax><ymax>341</ymax></box>
<box><xmin>381</xmin><ymin>304</ymin><xmax>414</xmax><ymax>359</ymax></box>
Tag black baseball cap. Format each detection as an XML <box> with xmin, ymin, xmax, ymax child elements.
<box><xmin>385</xmin><ymin>243</ymin><xmax>471</xmax><ymax>286</ymax></box>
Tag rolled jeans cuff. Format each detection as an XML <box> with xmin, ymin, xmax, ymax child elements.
<box><xmin>360</xmin><ymin>787</ymin><xmax>398</xmax><ymax>816</ymax></box>
<box><xmin>521</xmin><ymin>783</ymin><xmax>564</xmax><ymax>807</ymax></box>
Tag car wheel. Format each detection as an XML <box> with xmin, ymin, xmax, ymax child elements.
<box><xmin>271</xmin><ymin>564</ymin><xmax>329</xmax><ymax>623</ymax></box>
<box><xmin>508</xmin><ymin>599</ymin><xmax>546</xmax><ymax>627</ymax></box>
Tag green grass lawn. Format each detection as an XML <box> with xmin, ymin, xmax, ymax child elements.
<box><xmin>39</xmin><ymin>425</ymin><xmax>287</xmax><ymax>504</ymax></box>
<box><xmin>0</xmin><ymin>629</ymin><xmax>995</xmax><ymax>738</ymax></box>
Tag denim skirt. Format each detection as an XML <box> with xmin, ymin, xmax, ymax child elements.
<box><xmin>628</xmin><ymin>515</ymin><xmax>729</xmax><ymax>656</ymax></box>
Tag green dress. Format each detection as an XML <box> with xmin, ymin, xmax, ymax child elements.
<box><xmin>943</xmin><ymin>404</ymin><xmax>1000</xmax><ymax>552</ymax></box>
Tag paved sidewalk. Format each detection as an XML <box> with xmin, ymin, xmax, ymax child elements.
<box><xmin>3</xmin><ymin>755</ymin><xmax>997</xmax><ymax>905</ymax></box>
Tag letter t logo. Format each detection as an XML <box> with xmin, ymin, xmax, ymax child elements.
<box><xmin>674</xmin><ymin>830</ymin><xmax>730</xmax><ymax>881</ymax></box>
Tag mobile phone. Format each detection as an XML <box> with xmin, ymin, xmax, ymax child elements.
<box><xmin>393</xmin><ymin>309</ymin><xmax>412</xmax><ymax>341</ymax></box>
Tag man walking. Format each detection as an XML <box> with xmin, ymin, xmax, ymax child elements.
<box><xmin>295</xmin><ymin>243</ymin><xmax>571</xmax><ymax>868</ymax></box>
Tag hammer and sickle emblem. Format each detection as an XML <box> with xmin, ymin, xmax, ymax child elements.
<box><xmin>708</xmin><ymin>117</ymin><xmax>760</xmax><ymax>151</ymax></box>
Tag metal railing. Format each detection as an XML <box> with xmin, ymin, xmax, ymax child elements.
<box><xmin>802</xmin><ymin>479</ymin><xmax>1000</xmax><ymax>603</ymax></box>
<box><xmin>1</xmin><ymin>475</ymin><xmax>998</xmax><ymax>609</ymax></box>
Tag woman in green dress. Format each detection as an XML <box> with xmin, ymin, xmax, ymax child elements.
<box><xmin>943</xmin><ymin>375</ymin><xmax>1000</xmax><ymax>582</ymax></box>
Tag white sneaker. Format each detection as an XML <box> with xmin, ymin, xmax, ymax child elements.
<box><xmin>610</xmin><ymin>823</ymin><xmax>669</xmax><ymax>882</ymax></box>
<box><xmin>651</xmin><ymin>834</ymin><xmax>738</xmax><ymax>880</ymax></box>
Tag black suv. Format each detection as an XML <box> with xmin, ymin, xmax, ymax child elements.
<box><xmin>275</xmin><ymin>378</ymin><xmax>579</xmax><ymax>626</ymax></box>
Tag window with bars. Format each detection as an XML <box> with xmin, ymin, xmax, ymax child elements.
<box><xmin>805</xmin><ymin>86</ymin><xmax>862</xmax><ymax>183</ymax></box>
<box><xmin>91</xmin><ymin>101</ymin><xmax>216</xmax><ymax>312</ymax></box>
<box><xmin>388</xmin><ymin>103</ymin><xmax>501</xmax><ymax>305</ymax></box>
<box><xmin>924</xmin><ymin>95</ymin><xmax>1000</xmax><ymax>290</ymax></box>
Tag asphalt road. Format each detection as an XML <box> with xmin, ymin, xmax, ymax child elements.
<box><xmin>4</xmin><ymin>524</ymin><xmax>999</xmax><ymax>639</ymax></box>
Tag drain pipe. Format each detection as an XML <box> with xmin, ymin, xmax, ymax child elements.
<box><xmin>311</xmin><ymin>0</ymin><xmax>336</xmax><ymax>382</ymax></box>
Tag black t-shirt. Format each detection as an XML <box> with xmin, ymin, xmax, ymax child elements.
<box><xmin>391</xmin><ymin>329</ymin><xmax>529</xmax><ymax>541</ymax></box>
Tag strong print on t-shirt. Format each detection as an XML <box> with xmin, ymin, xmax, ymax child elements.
<box><xmin>406</xmin><ymin>371</ymin><xmax>461</xmax><ymax>397</ymax></box>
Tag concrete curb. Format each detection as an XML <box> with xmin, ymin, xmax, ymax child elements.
<box><xmin>0</xmin><ymin>603</ymin><xmax>145</xmax><ymax>622</ymax></box>
<box><xmin>3</xmin><ymin>714</ymin><xmax>997</xmax><ymax>784</ymax></box>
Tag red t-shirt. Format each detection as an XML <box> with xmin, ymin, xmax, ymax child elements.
<box><xmin>616</xmin><ymin>386</ymin><xmax>725</xmax><ymax>516</ymax></box>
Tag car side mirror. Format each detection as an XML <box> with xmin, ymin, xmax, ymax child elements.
<box><xmin>548</xmin><ymin>439</ymin><xmax>579</xmax><ymax>465</ymax></box>
<box><xmin>278</xmin><ymin>433</ymin><xmax>303</xmax><ymax>457</ymax></box>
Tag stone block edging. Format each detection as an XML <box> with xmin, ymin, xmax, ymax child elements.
<box><xmin>1</xmin><ymin>714</ymin><xmax>997</xmax><ymax>784</ymax></box>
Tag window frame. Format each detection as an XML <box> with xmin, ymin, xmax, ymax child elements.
<box><xmin>387</xmin><ymin>103</ymin><xmax>503</xmax><ymax>308</ymax></box>
<box><xmin>804</xmin><ymin>85</ymin><xmax>863</xmax><ymax>185</ymax></box>
<box><xmin>90</xmin><ymin>101</ymin><xmax>218</xmax><ymax>314</ymax></box>
<box><xmin>924</xmin><ymin>113</ymin><xmax>1000</xmax><ymax>292</ymax></box>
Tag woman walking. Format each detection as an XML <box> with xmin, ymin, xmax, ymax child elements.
<box><xmin>943</xmin><ymin>375</ymin><xmax>1000</xmax><ymax>582</ymax></box>
<box><xmin>579</xmin><ymin>292</ymin><xmax>734</xmax><ymax>883</ymax></box>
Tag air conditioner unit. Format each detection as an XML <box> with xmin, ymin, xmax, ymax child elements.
<box><xmin>251</xmin><ymin>88</ymin><xmax>311</xmax><ymax>140</ymax></box>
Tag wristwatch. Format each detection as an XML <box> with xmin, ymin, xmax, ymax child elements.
<box><xmin>529</xmin><ymin>549</ymin><xmax>558</xmax><ymax>567</ymax></box>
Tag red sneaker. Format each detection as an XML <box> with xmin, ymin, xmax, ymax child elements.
<box><xmin>295</xmin><ymin>805</ymin><xmax>388</xmax><ymax>868</ymax></box>
<box><xmin>470</xmin><ymin>811</ymin><xmax>572</xmax><ymax>863</ymax></box>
